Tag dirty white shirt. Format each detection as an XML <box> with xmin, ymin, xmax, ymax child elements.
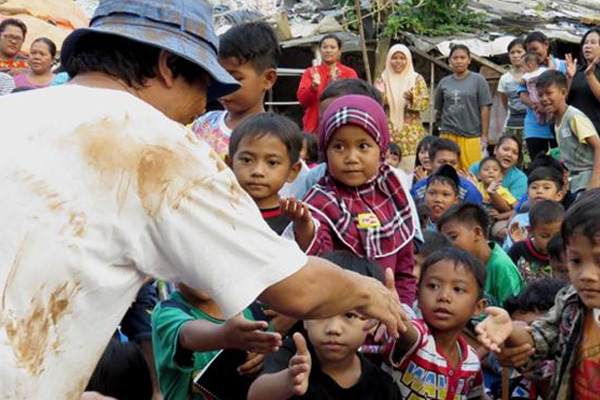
<box><xmin>0</xmin><ymin>85</ymin><xmax>307</xmax><ymax>399</ymax></box>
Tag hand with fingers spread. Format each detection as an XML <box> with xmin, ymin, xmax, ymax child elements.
<box><xmin>287</xmin><ymin>333</ymin><xmax>312</xmax><ymax>396</ymax></box>
<box><xmin>223</xmin><ymin>314</ymin><xmax>283</xmax><ymax>354</ymax></box>
<box><xmin>586</xmin><ymin>56</ymin><xmax>600</xmax><ymax>77</ymax></box>
<box><xmin>565</xmin><ymin>53</ymin><xmax>578</xmax><ymax>80</ymax></box>
<box><xmin>486</xmin><ymin>179</ymin><xmax>502</xmax><ymax>195</ymax></box>
<box><xmin>509</xmin><ymin>222</ymin><xmax>527</xmax><ymax>243</ymax></box>
<box><xmin>374</xmin><ymin>77</ymin><xmax>385</xmax><ymax>93</ymax></box>
<box><xmin>414</xmin><ymin>165</ymin><xmax>428</xmax><ymax>181</ymax></box>
<box><xmin>280</xmin><ymin>197</ymin><xmax>315</xmax><ymax>251</ymax></box>
<box><xmin>475</xmin><ymin>307</ymin><xmax>513</xmax><ymax>353</ymax></box>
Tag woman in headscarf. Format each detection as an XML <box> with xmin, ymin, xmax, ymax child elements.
<box><xmin>375</xmin><ymin>44</ymin><xmax>430</xmax><ymax>172</ymax></box>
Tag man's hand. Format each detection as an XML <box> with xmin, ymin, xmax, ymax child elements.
<box><xmin>475</xmin><ymin>307</ymin><xmax>513</xmax><ymax>353</ymax></box>
<box><xmin>223</xmin><ymin>314</ymin><xmax>282</xmax><ymax>353</ymax></box>
<box><xmin>264</xmin><ymin>309</ymin><xmax>298</xmax><ymax>337</ymax></box>
<box><xmin>287</xmin><ymin>333</ymin><xmax>311</xmax><ymax>396</ymax></box>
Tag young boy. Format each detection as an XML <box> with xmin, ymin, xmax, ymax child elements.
<box><xmin>536</xmin><ymin>70</ymin><xmax>600</xmax><ymax>193</ymax></box>
<box><xmin>476</xmin><ymin>189</ymin><xmax>600</xmax><ymax>399</ymax></box>
<box><xmin>193</xmin><ymin>22</ymin><xmax>279</xmax><ymax>158</ymax></box>
<box><xmin>247</xmin><ymin>251</ymin><xmax>401</xmax><ymax>400</ymax></box>
<box><xmin>228</xmin><ymin>113</ymin><xmax>303</xmax><ymax>235</ymax></box>
<box><xmin>438</xmin><ymin>203</ymin><xmax>523</xmax><ymax>308</ymax></box>
<box><xmin>547</xmin><ymin>233</ymin><xmax>570</xmax><ymax>282</ymax></box>
<box><xmin>411</xmin><ymin>138</ymin><xmax>483</xmax><ymax>205</ymax></box>
<box><xmin>152</xmin><ymin>283</ymin><xmax>281</xmax><ymax>400</ymax></box>
<box><xmin>508</xmin><ymin>200</ymin><xmax>564</xmax><ymax>282</ymax></box>
<box><xmin>385</xmin><ymin>247</ymin><xmax>487</xmax><ymax>399</ymax></box>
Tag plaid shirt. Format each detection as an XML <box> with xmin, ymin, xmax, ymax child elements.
<box><xmin>523</xmin><ymin>285</ymin><xmax>585</xmax><ymax>400</ymax></box>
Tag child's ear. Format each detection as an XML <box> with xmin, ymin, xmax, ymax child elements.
<box><xmin>263</xmin><ymin>68</ymin><xmax>278</xmax><ymax>90</ymax></box>
<box><xmin>224</xmin><ymin>154</ymin><xmax>232</xmax><ymax>168</ymax></box>
<box><xmin>473</xmin><ymin>226</ymin><xmax>485</xmax><ymax>242</ymax></box>
<box><xmin>286</xmin><ymin>161</ymin><xmax>302</xmax><ymax>183</ymax></box>
<box><xmin>473</xmin><ymin>298</ymin><xmax>488</xmax><ymax>318</ymax></box>
<box><xmin>556</xmin><ymin>189</ymin><xmax>566</xmax><ymax>202</ymax></box>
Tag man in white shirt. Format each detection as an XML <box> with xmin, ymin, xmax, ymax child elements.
<box><xmin>0</xmin><ymin>1</ymin><xmax>407</xmax><ymax>399</ymax></box>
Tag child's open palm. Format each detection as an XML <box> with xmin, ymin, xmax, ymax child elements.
<box><xmin>280</xmin><ymin>197</ymin><xmax>315</xmax><ymax>251</ymax></box>
<box><xmin>288</xmin><ymin>333</ymin><xmax>311</xmax><ymax>396</ymax></box>
<box><xmin>475</xmin><ymin>307</ymin><xmax>513</xmax><ymax>353</ymax></box>
<box><xmin>224</xmin><ymin>314</ymin><xmax>282</xmax><ymax>354</ymax></box>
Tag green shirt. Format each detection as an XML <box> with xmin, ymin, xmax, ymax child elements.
<box><xmin>484</xmin><ymin>242</ymin><xmax>523</xmax><ymax>308</ymax></box>
<box><xmin>151</xmin><ymin>291</ymin><xmax>256</xmax><ymax>400</ymax></box>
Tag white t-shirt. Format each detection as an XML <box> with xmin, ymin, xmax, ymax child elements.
<box><xmin>0</xmin><ymin>85</ymin><xmax>307</xmax><ymax>399</ymax></box>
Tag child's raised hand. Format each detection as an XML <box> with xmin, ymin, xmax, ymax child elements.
<box><xmin>509</xmin><ymin>222</ymin><xmax>527</xmax><ymax>243</ymax></box>
<box><xmin>223</xmin><ymin>314</ymin><xmax>282</xmax><ymax>354</ymax></box>
<box><xmin>287</xmin><ymin>333</ymin><xmax>311</xmax><ymax>396</ymax></box>
<box><xmin>486</xmin><ymin>180</ymin><xmax>501</xmax><ymax>194</ymax></box>
<box><xmin>280</xmin><ymin>197</ymin><xmax>315</xmax><ymax>251</ymax></box>
<box><xmin>475</xmin><ymin>307</ymin><xmax>513</xmax><ymax>353</ymax></box>
<box><xmin>414</xmin><ymin>165</ymin><xmax>428</xmax><ymax>181</ymax></box>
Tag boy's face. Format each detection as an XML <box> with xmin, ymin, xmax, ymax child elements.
<box><xmin>440</xmin><ymin>220</ymin><xmax>482</xmax><ymax>256</ymax></box>
<box><xmin>550</xmin><ymin>253</ymin><xmax>570</xmax><ymax>282</ymax></box>
<box><xmin>424</xmin><ymin>181</ymin><xmax>459</xmax><ymax>222</ymax></box>
<box><xmin>231</xmin><ymin>133</ymin><xmax>300</xmax><ymax>209</ymax></box>
<box><xmin>419</xmin><ymin>260</ymin><xmax>485</xmax><ymax>333</ymax></box>
<box><xmin>218</xmin><ymin>57</ymin><xmax>276</xmax><ymax>115</ymax></box>
<box><xmin>431</xmin><ymin>150</ymin><xmax>459</xmax><ymax>171</ymax></box>
<box><xmin>304</xmin><ymin>311</ymin><xmax>371</xmax><ymax>364</ymax></box>
<box><xmin>326</xmin><ymin>125</ymin><xmax>381</xmax><ymax>187</ymax></box>
<box><xmin>528</xmin><ymin>180</ymin><xmax>563</xmax><ymax>203</ymax></box>
<box><xmin>530</xmin><ymin>220</ymin><xmax>562</xmax><ymax>254</ymax></box>
<box><xmin>479</xmin><ymin>160</ymin><xmax>502</xmax><ymax>186</ymax></box>
<box><xmin>385</xmin><ymin>151</ymin><xmax>401</xmax><ymax>168</ymax></box>
<box><xmin>566</xmin><ymin>232</ymin><xmax>600</xmax><ymax>309</ymax></box>
<box><xmin>538</xmin><ymin>84</ymin><xmax>568</xmax><ymax>116</ymax></box>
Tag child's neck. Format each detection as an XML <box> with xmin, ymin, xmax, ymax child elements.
<box><xmin>555</xmin><ymin>102</ymin><xmax>569</xmax><ymax>123</ymax></box>
<box><xmin>477</xmin><ymin>241</ymin><xmax>492</xmax><ymax>266</ymax></box>
<box><xmin>256</xmin><ymin>194</ymin><xmax>281</xmax><ymax>210</ymax></box>
<box><xmin>180</xmin><ymin>293</ymin><xmax>224</xmax><ymax>320</ymax></box>
<box><xmin>320</xmin><ymin>353</ymin><xmax>362</xmax><ymax>389</ymax></box>
<box><xmin>431</xmin><ymin>328</ymin><xmax>462</xmax><ymax>368</ymax></box>
<box><xmin>225</xmin><ymin>102</ymin><xmax>266</xmax><ymax>130</ymax></box>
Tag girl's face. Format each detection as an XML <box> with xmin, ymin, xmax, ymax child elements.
<box><xmin>425</xmin><ymin>180</ymin><xmax>459</xmax><ymax>222</ymax></box>
<box><xmin>583</xmin><ymin>32</ymin><xmax>600</xmax><ymax>63</ymax></box>
<box><xmin>418</xmin><ymin>146</ymin><xmax>432</xmax><ymax>171</ymax></box>
<box><xmin>390</xmin><ymin>51</ymin><xmax>408</xmax><ymax>74</ymax></box>
<box><xmin>526</xmin><ymin>40</ymin><xmax>549</xmax><ymax>62</ymax></box>
<box><xmin>326</xmin><ymin>125</ymin><xmax>381</xmax><ymax>187</ymax></box>
<box><xmin>450</xmin><ymin>49</ymin><xmax>470</xmax><ymax>74</ymax></box>
<box><xmin>29</xmin><ymin>41</ymin><xmax>54</xmax><ymax>75</ymax></box>
<box><xmin>320</xmin><ymin>38</ymin><xmax>341</xmax><ymax>65</ymax></box>
<box><xmin>494</xmin><ymin>139</ymin><xmax>519</xmax><ymax>171</ymax></box>
<box><xmin>509</xmin><ymin>44</ymin><xmax>526</xmax><ymax>68</ymax></box>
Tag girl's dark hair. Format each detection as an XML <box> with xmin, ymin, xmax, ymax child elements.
<box><xmin>321</xmin><ymin>250</ymin><xmax>384</xmax><ymax>283</ymax></box>
<box><xmin>562</xmin><ymin>188</ymin><xmax>600</xmax><ymax>246</ymax></box>
<box><xmin>449</xmin><ymin>43</ymin><xmax>471</xmax><ymax>59</ymax></box>
<box><xmin>320</xmin><ymin>78</ymin><xmax>382</xmax><ymax>104</ymax></box>
<box><xmin>504</xmin><ymin>278</ymin><xmax>566</xmax><ymax>315</ymax></box>
<box><xmin>414</xmin><ymin>135</ymin><xmax>438</xmax><ymax>168</ymax></box>
<box><xmin>388</xmin><ymin>142</ymin><xmax>401</xmax><ymax>158</ymax></box>
<box><xmin>62</xmin><ymin>33</ymin><xmax>209</xmax><ymax>89</ymax></box>
<box><xmin>421</xmin><ymin>247</ymin><xmax>486</xmax><ymax>299</ymax></box>
<box><xmin>580</xmin><ymin>28</ymin><xmax>600</xmax><ymax>65</ymax></box>
<box><xmin>302</xmin><ymin>132</ymin><xmax>319</xmax><ymax>165</ymax></box>
<box><xmin>86</xmin><ymin>338</ymin><xmax>153</xmax><ymax>400</ymax></box>
<box><xmin>524</xmin><ymin>31</ymin><xmax>549</xmax><ymax>46</ymax></box>
<box><xmin>0</xmin><ymin>18</ymin><xmax>26</xmax><ymax>37</ymax></box>
<box><xmin>32</xmin><ymin>37</ymin><xmax>57</xmax><ymax>58</ymax></box>
<box><xmin>319</xmin><ymin>34</ymin><xmax>342</xmax><ymax>49</ymax></box>
<box><xmin>229</xmin><ymin>113</ymin><xmax>303</xmax><ymax>164</ymax></box>
<box><xmin>426</xmin><ymin>164</ymin><xmax>460</xmax><ymax>195</ymax></box>
<box><xmin>507</xmin><ymin>37</ymin><xmax>525</xmax><ymax>52</ymax></box>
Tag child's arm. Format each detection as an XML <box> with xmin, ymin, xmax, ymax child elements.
<box><xmin>475</xmin><ymin>307</ymin><xmax>534</xmax><ymax>354</ymax></box>
<box><xmin>487</xmin><ymin>181</ymin><xmax>512</xmax><ymax>213</ymax></box>
<box><xmin>280</xmin><ymin>197</ymin><xmax>315</xmax><ymax>252</ymax></box>
<box><xmin>585</xmin><ymin>134</ymin><xmax>600</xmax><ymax>189</ymax></box>
<box><xmin>248</xmin><ymin>333</ymin><xmax>311</xmax><ymax>400</ymax></box>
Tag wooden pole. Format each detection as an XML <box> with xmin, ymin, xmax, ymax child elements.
<box><xmin>354</xmin><ymin>0</ymin><xmax>372</xmax><ymax>83</ymax></box>
<box><xmin>502</xmin><ymin>367</ymin><xmax>509</xmax><ymax>400</ymax></box>
<box><xmin>429</xmin><ymin>61</ymin><xmax>435</xmax><ymax>135</ymax></box>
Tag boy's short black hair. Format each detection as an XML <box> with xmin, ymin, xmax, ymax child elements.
<box><xmin>536</xmin><ymin>70</ymin><xmax>567</xmax><ymax>91</ymax></box>
<box><xmin>529</xmin><ymin>200</ymin><xmax>564</xmax><ymax>229</ymax></box>
<box><xmin>426</xmin><ymin>164</ymin><xmax>460</xmax><ymax>196</ymax></box>
<box><xmin>229</xmin><ymin>113</ymin><xmax>303</xmax><ymax>164</ymax></box>
<box><xmin>420</xmin><ymin>247</ymin><xmax>486</xmax><ymax>299</ymax></box>
<box><xmin>218</xmin><ymin>22</ymin><xmax>281</xmax><ymax>72</ymax></box>
<box><xmin>527</xmin><ymin>166</ymin><xmax>564</xmax><ymax>191</ymax></box>
<box><xmin>321</xmin><ymin>251</ymin><xmax>384</xmax><ymax>283</ymax></box>
<box><xmin>562</xmin><ymin>188</ymin><xmax>600</xmax><ymax>246</ymax></box>
<box><xmin>547</xmin><ymin>233</ymin><xmax>564</xmax><ymax>260</ymax></box>
<box><xmin>420</xmin><ymin>231</ymin><xmax>452</xmax><ymax>259</ymax></box>
<box><xmin>479</xmin><ymin>156</ymin><xmax>501</xmax><ymax>170</ymax></box>
<box><xmin>388</xmin><ymin>143</ymin><xmax>401</xmax><ymax>158</ymax></box>
<box><xmin>320</xmin><ymin>79</ymin><xmax>383</xmax><ymax>104</ymax></box>
<box><xmin>526</xmin><ymin>153</ymin><xmax>565</xmax><ymax>175</ymax></box>
<box><xmin>302</xmin><ymin>132</ymin><xmax>319</xmax><ymax>165</ymax></box>
<box><xmin>428</xmin><ymin>138</ymin><xmax>461</xmax><ymax>162</ymax></box>
<box><xmin>437</xmin><ymin>203</ymin><xmax>490</xmax><ymax>239</ymax></box>
<box><xmin>504</xmin><ymin>278</ymin><xmax>566</xmax><ymax>315</ymax></box>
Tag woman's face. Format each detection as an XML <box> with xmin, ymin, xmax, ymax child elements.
<box><xmin>449</xmin><ymin>49</ymin><xmax>470</xmax><ymax>74</ymax></box>
<box><xmin>583</xmin><ymin>32</ymin><xmax>600</xmax><ymax>63</ymax></box>
<box><xmin>526</xmin><ymin>40</ymin><xmax>549</xmax><ymax>62</ymax></box>
<box><xmin>509</xmin><ymin>44</ymin><xmax>526</xmax><ymax>68</ymax></box>
<box><xmin>390</xmin><ymin>51</ymin><xmax>408</xmax><ymax>74</ymax></box>
<box><xmin>418</xmin><ymin>146</ymin><xmax>432</xmax><ymax>171</ymax></box>
<box><xmin>320</xmin><ymin>38</ymin><xmax>341</xmax><ymax>65</ymax></box>
<box><xmin>29</xmin><ymin>41</ymin><xmax>54</xmax><ymax>75</ymax></box>
<box><xmin>494</xmin><ymin>138</ymin><xmax>520</xmax><ymax>171</ymax></box>
<box><xmin>0</xmin><ymin>25</ymin><xmax>24</xmax><ymax>58</ymax></box>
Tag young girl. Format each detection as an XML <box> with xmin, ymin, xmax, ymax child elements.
<box><xmin>413</xmin><ymin>135</ymin><xmax>437</xmax><ymax>181</ymax></box>
<box><xmin>423</xmin><ymin>165</ymin><xmax>460</xmax><ymax>231</ymax></box>
<box><xmin>498</xmin><ymin>38</ymin><xmax>527</xmax><ymax>148</ymax></box>
<box><xmin>285</xmin><ymin>94</ymin><xmax>416</xmax><ymax>304</ymax></box>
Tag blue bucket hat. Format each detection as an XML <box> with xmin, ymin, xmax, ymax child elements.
<box><xmin>61</xmin><ymin>0</ymin><xmax>240</xmax><ymax>100</ymax></box>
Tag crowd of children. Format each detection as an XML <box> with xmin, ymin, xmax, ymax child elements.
<box><xmin>2</xmin><ymin>11</ymin><xmax>599</xmax><ymax>400</ymax></box>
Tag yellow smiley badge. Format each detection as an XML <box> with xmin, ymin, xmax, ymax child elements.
<box><xmin>357</xmin><ymin>213</ymin><xmax>381</xmax><ymax>229</ymax></box>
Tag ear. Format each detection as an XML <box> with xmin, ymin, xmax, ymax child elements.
<box><xmin>263</xmin><ymin>68</ymin><xmax>278</xmax><ymax>90</ymax></box>
<box><xmin>473</xmin><ymin>226</ymin><xmax>485</xmax><ymax>242</ymax></box>
<box><xmin>472</xmin><ymin>298</ymin><xmax>488</xmax><ymax>318</ymax></box>
<box><xmin>224</xmin><ymin>154</ymin><xmax>232</xmax><ymax>168</ymax></box>
<box><xmin>157</xmin><ymin>50</ymin><xmax>176</xmax><ymax>89</ymax></box>
<box><xmin>286</xmin><ymin>161</ymin><xmax>302</xmax><ymax>183</ymax></box>
<box><xmin>556</xmin><ymin>189</ymin><xmax>566</xmax><ymax>202</ymax></box>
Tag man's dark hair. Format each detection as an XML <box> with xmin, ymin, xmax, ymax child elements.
<box><xmin>524</xmin><ymin>31</ymin><xmax>549</xmax><ymax>46</ymax></box>
<box><xmin>527</xmin><ymin>166</ymin><xmax>564</xmax><ymax>191</ymax></box>
<box><xmin>321</xmin><ymin>250</ymin><xmax>384</xmax><ymax>283</ymax></box>
<box><xmin>0</xmin><ymin>18</ymin><xmax>27</xmax><ymax>37</ymax></box>
<box><xmin>421</xmin><ymin>247</ymin><xmax>486</xmax><ymax>299</ymax></box>
<box><xmin>529</xmin><ymin>200</ymin><xmax>564</xmax><ymax>229</ymax></box>
<box><xmin>547</xmin><ymin>233</ymin><xmax>564</xmax><ymax>260</ymax></box>
<box><xmin>32</xmin><ymin>37</ymin><xmax>57</xmax><ymax>58</ymax></box>
<box><xmin>562</xmin><ymin>188</ymin><xmax>600</xmax><ymax>246</ymax></box>
<box><xmin>536</xmin><ymin>70</ymin><xmax>567</xmax><ymax>91</ymax></box>
<box><xmin>426</xmin><ymin>164</ymin><xmax>460</xmax><ymax>196</ymax></box>
<box><xmin>229</xmin><ymin>113</ymin><xmax>303</xmax><ymax>164</ymax></box>
<box><xmin>420</xmin><ymin>231</ymin><xmax>452</xmax><ymax>259</ymax></box>
<box><xmin>507</xmin><ymin>37</ymin><xmax>525</xmax><ymax>52</ymax></box>
<box><xmin>504</xmin><ymin>278</ymin><xmax>565</xmax><ymax>316</ymax></box>
<box><xmin>218</xmin><ymin>22</ymin><xmax>281</xmax><ymax>72</ymax></box>
<box><xmin>428</xmin><ymin>138</ymin><xmax>461</xmax><ymax>162</ymax></box>
<box><xmin>62</xmin><ymin>33</ymin><xmax>209</xmax><ymax>89</ymax></box>
<box><xmin>437</xmin><ymin>203</ymin><xmax>490</xmax><ymax>239</ymax></box>
<box><xmin>320</xmin><ymin>78</ymin><xmax>382</xmax><ymax>104</ymax></box>
<box><xmin>319</xmin><ymin>34</ymin><xmax>342</xmax><ymax>49</ymax></box>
